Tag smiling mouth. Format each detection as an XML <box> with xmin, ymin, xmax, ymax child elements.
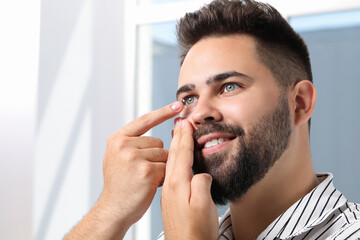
<box><xmin>196</xmin><ymin>133</ymin><xmax>236</xmax><ymax>155</ymax></box>
<box><xmin>204</xmin><ymin>137</ymin><xmax>231</xmax><ymax>148</ymax></box>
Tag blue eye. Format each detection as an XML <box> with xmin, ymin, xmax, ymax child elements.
<box><xmin>223</xmin><ymin>83</ymin><xmax>240</xmax><ymax>93</ymax></box>
<box><xmin>182</xmin><ymin>95</ymin><xmax>198</xmax><ymax>106</ymax></box>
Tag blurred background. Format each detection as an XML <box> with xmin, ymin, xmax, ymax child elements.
<box><xmin>1</xmin><ymin>0</ymin><xmax>360</xmax><ymax>239</ymax></box>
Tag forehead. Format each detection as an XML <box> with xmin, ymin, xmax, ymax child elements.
<box><xmin>177</xmin><ymin>35</ymin><xmax>272</xmax><ymax>88</ymax></box>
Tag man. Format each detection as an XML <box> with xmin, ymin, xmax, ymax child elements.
<box><xmin>64</xmin><ymin>0</ymin><xmax>360</xmax><ymax>239</ymax></box>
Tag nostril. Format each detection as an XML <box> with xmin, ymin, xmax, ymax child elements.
<box><xmin>204</xmin><ymin>116</ymin><xmax>215</xmax><ymax>122</ymax></box>
<box><xmin>192</xmin><ymin>107</ymin><xmax>222</xmax><ymax>125</ymax></box>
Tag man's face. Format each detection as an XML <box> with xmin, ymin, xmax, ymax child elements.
<box><xmin>176</xmin><ymin>35</ymin><xmax>292</xmax><ymax>205</ymax></box>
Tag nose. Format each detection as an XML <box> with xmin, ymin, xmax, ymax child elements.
<box><xmin>190</xmin><ymin>98</ymin><xmax>223</xmax><ymax>126</ymax></box>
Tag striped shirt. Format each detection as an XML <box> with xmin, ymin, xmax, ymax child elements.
<box><xmin>158</xmin><ymin>173</ymin><xmax>360</xmax><ymax>240</ymax></box>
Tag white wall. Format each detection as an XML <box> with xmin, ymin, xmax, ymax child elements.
<box><xmin>0</xmin><ymin>0</ymin><xmax>40</xmax><ymax>239</ymax></box>
<box><xmin>34</xmin><ymin>0</ymin><xmax>134</xmax><ymax>239</ymax></box>
<box><xmin>0</xmin><ymin>0</ymin><xmax>133</xmax><ymax>238</ymax></box>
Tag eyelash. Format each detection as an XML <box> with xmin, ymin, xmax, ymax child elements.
<box><xmin>181</xmin><ymin>82</ymin><xmax>242</xmax><ymax>107</ymax></box>
<box><xmin>221</xmin><ymin>82</ymin><xmax>242</xmax><ymax>93</ymax></box>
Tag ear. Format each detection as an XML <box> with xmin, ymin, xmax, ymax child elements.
<box><xmin>292</xmin><ymin>80</ymin><xmax>316</xmax><ymax>126</ymax></box>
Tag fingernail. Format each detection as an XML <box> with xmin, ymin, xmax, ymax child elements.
<box><xmin>171</xmin><ymin>101</ymin><xmax>182</xmax><ymax>111</ymax></box>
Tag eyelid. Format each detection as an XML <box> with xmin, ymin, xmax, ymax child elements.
<box><xmin>181</xmin><ymin>94</ymin><xmax>199</xmax><ymax>109</ymax></box>
<box><xmin>220</xmin><ymin>82</ymin><xmax>243</xmax><ymax>93</ymax></box>
<box><xmin>179</xmin><ymin>82</ymin><xmax>243</xmax><ymax>109</ymax></box>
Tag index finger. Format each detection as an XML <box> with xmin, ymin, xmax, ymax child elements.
<box><xmin>119</xmin><ymin>101</ymin><xmax>184</xmax><ymax>136</ymax></box>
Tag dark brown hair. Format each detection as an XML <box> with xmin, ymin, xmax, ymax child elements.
<box><xmin>176</xmin><ymin>0</ymin><xmax>312</xmax><ymax>88</ymax></box>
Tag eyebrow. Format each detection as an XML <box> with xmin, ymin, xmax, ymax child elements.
<box><xmin>176</xmin><ymin>71</ymin><xmax>253</xmax><ymax>99</ymax></box>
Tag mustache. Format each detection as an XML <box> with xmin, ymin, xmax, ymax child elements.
<box><xmin>193</xmin><ymin>122</ymin><xmax>245</xmax><ymax>141</ymax></box>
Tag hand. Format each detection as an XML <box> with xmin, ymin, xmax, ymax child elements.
<box><xmin>100</xmin><ymin>101</ymin><xmax>184</xmax><ymax>228</ymax></box>
<box><xmin>161</xmin><ymin>119</ymin><xmax>219</xmax><ymax>240</ymax></box>
<box><xmin>64</xmin><ymin>102</ymin><xmax>183</xmax><ymax>240</ymax></box>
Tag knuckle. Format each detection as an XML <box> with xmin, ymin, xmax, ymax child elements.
<box><xmin>168</xmin><ymin>175</ymin><xmax>181</xmax><ymax>190</ymax></box>
<box><xmin>139</xmin><ymin>113</ymin><xmax>153</xmax><ymax>126</ymax></box>
<box><xmin>107</xmin><ymin>134</ymin><xmax>129</xmax><ymax>150</ymax></box>
<box><xmin>191</xmin><ymin>199</ymin><xmax>207</xmax><ymax>210</ymax></box>
<box><xmin>106</xmin><ymin>133</ymin><xmax>116</xmax><ymax>146</ymax></box>
<box><xmin>138</xmin><ymin>162</ymin><xmax>153</xmax><ymax>178</ymax></box>
<box><xmin>115</xmin><ymin>137</ymin><xmax>129</xmax><ymax>149</ymax></box>
<box><xmin>126</xmin><ymin>150</ymin><xmax>140</xmax><ymax>161</ymax></box>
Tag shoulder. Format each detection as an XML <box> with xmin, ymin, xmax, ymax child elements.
<box><xmin>305</xmin><ymin>201</ymin><xmax>360</xmax><ymax>239</ymax></box>
<box><xmin>288</xmin><ymin>201</ymin><xmax>360</xmax><ymax>239</ymax></box>
<box><xmin>328</xmin><ymin>202</ymin><xmax>360</xmax><ymax>239</ymax></box>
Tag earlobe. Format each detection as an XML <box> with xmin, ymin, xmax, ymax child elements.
<box><xmin>293</xmin><ymin>80</ymin><xmax>316</xmax><ymax>126</ymax></box>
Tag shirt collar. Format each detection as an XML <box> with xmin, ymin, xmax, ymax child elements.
<box><xmin>218</xmin><ymin>173</ymin><xmax>348</xmax><ymax>240</ymax></box>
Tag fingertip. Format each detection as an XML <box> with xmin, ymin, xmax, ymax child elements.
<box><xmin>174</xmin><ymin>117</ymin><xmax>181</xmax><ymax>126</ymax></box>
<box><xmin>201</xmin><ymin>173</ymin><xmax>213</xmax><ymax>188</ymax></box>
<box><xmin>181</xmin><ymin>120</ymin><xmax>187</xmax><ymax>128</ymax></box>
<box><xmin>192</xmin><ymin>173</ymin><xmax>213</xmax><ymax>188</ymax></box>
<box><xmin>170</xmin><ymin>101</ymin><xmax>183</xmax><ymax>112</ymax></box>
<box><xmin>181</xmin><ymin>119</ymin><xmax>194</xmax><ymax>133</ymax></box>
<box><xmin>190</xmin><ymin>173</ymin><xmax>214</xmax><ymax>205</ymax></box>
<box><xmin>202</xmin><ymin>173</ymin><xmax>213</xmax><ymax>181</ymax></box>
<box><xmin>181</xmin><ymin>119</ymin><xmax>190</xmax><ymax>128</ymax></box>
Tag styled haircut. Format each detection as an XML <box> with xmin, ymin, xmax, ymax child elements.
<box><xmin>176</xmin><ymin>0</ymin><xmax>312</xmax><ymax>89</ymax></box>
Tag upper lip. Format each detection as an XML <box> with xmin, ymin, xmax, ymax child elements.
<box><xmin>196</xmin><ymin>132</ymin><xmax>236</xmax><ymax>149</ymax></box>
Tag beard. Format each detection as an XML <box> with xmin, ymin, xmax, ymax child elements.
<box><xmin>192</xmin><ymin>94</ymin><xmax>292</xmax><ymax>205</ymax></box>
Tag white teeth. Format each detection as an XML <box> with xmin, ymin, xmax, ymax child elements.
<box><xmin>204</xmin><ymin>138</ymin><xmax>229</xmax><ymax>148</ymax></box>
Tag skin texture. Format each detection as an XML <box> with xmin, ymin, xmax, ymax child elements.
<box><xmin>64</xmin><ymin>34</ymin><xmax>318</xmax><ymax>240</ymax></box>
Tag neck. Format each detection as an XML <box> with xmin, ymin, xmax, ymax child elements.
<box><xmin>229</xmin><ymin>129</ymin><xmax>319</xmax><ymax>240</ymax></box>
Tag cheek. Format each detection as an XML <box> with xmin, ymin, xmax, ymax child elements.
<box><xmin>219</xmin><ymin>97</ymin><xmax>260</xmax><ymax>126</ymax></box>
<box><xmin>219</xmin><ymin>92</ymin><xmax>278</xmax><ymax>127</ymax></box>
<box><xmin>222</xmin><ymin>100</ymin><xmax>246</xmax><ymax>121</ymax></box>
